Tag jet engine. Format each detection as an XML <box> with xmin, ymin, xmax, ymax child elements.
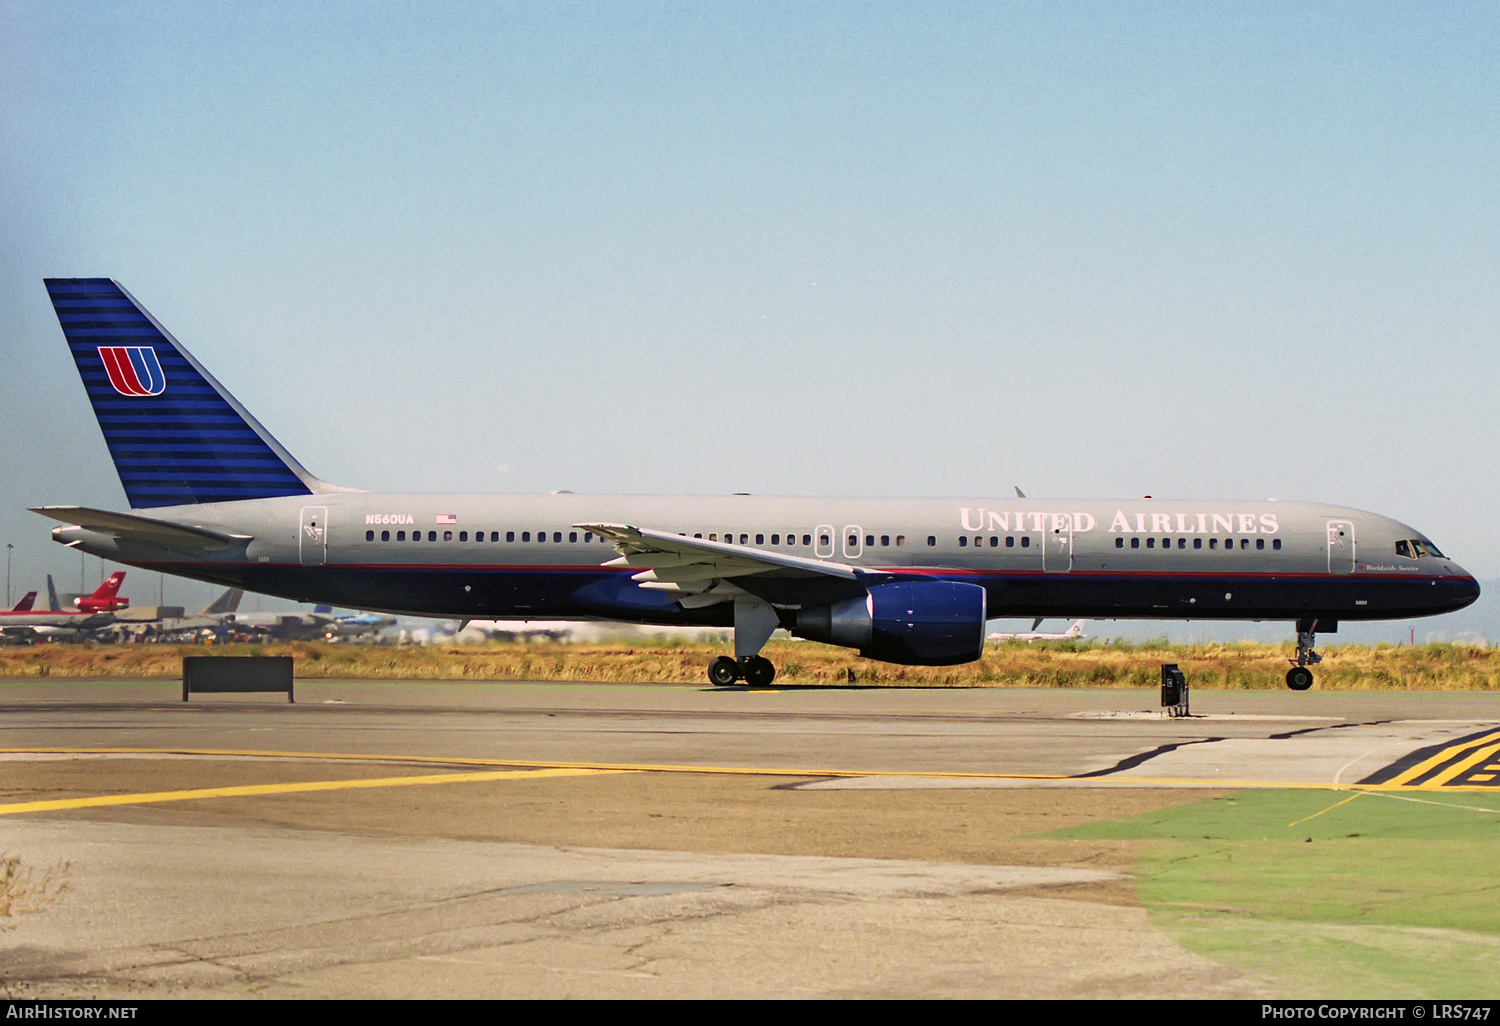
<box><xmin>793</xmin><ymin>580</ymin><xmax>987</xmax><ymax>665</ymax></box>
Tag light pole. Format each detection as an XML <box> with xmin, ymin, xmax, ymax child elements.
<box><xmin>5</xmin><ymin>543</ymin><xmax>11</xmax><ymax>607</ymax></box>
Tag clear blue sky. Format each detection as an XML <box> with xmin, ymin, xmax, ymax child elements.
<box><xmin>2</xmin><ymin>2</ymin><xmax>1497</xmax><ymax>625</ymax></box>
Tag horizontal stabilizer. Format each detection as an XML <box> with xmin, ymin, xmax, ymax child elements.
<box><xmin>30</xmin><ymin>506</ymin><xmax>250</xmax><ymax>552</ymax></box>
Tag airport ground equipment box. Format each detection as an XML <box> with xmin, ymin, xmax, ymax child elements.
<box><xmin>183</xmin><ymin>656</ymin><xmax>294</xmax><ymax>703</ymax></box>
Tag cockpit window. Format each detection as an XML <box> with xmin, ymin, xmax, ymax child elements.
<box><xmin>1401</xmin><ymin>538</ymin><xmax>1446</xmax><ymax>558</ymax></box>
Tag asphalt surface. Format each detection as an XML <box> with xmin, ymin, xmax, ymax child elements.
<box><xmin>2</xmin><ymin>678</ymin><xmax>1497</xmax><ymax>998</ymax></box>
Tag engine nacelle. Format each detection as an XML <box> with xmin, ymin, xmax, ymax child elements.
<box><xmin>793</xmin><ymin>580</ymin><xmax>987</xmax><ymax>666</ymax></box>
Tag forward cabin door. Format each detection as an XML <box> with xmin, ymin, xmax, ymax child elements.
<box><xmin>299</xmin><ymin>506</ymin><xmax>328</xmax><ymax>566</ymax></box>
<box><xmin>1043</xmin><ymin>514</ymin><xmax>1073</xmax><ymax>573</ymax></box>
<box><xmin>1326</xmin><ymin>519</ymin><xmax>1355</xmax><ymax>575</ymax></box>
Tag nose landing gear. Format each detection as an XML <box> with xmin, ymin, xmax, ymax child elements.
<box><xmin>1286</xmin><ymin>618</ymin><xmax>1326</xmax><ymax>691</ymax></box>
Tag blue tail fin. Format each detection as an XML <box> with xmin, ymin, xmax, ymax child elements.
<box><xmin>44</xmin><ymin>278</ymin><xmax>319</xmax><ymax>508</ymax></box>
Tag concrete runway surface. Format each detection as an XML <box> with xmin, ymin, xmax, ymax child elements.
<box><xmin>2</xmin><ymin>679</ymin><xmax>1497</xmax><ymax>998</ymax></box>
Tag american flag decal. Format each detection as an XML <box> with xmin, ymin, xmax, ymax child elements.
<box><xmin>98</xmin><ymin>346</ymin><xmax>166</xmax><ymax>396</ymax></box>
<box><xmin>436</xmin><ymin>513</ymin><xmax>458</xmax><ymax>525</ymax></box>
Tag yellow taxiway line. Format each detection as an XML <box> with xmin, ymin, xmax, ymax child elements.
<box><xmin>1</xmin><ymin>747</ymin><xmax>1498</xmax><ymax>813</ymax></box>
<box><xmin>0</xmin><ymin>765</ymin><xmax>627</xmax><ymax>816</ymax></box>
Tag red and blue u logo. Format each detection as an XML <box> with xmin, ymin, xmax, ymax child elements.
<box><xmin>98</xmin><ymin>346</ymin><xmax>166</xmax><ymax>396</ymax></box>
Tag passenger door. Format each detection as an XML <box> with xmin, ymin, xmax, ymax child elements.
<box><xmin>1326</xmin><ymin>519</ymin><xmax>1355</xmax><ymax>575</ymax></box>
<box><xmin>300</xmin><ymin>506</ymin><xmax>328</xmax><ymax>566</ymax></box>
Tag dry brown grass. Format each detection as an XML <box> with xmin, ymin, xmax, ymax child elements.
<box><xmin>0</xmin><ymin>638</ymin><xmax>1497</xmax><ymax>689</ymax></box>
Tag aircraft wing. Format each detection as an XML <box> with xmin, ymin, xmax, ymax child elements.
<box><xmin>30</xmin><ymin>506</ymin><xmax>251</xmax><ymax>552</ymax></box>
<box><xmin>576</xmin><ymin>522</ymin><xmax>874</xmax><ymax>607</ymax></box>
<box><xmin>581</xmin><ymin>523</ymin><xmax>860</xmax><ymax>579</ymax></box>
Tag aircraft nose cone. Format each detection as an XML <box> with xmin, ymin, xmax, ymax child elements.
<box><xmin>1442</xmin><ymin>571</ymin><xmax>1481</xmax><ymax>613</ymax></box>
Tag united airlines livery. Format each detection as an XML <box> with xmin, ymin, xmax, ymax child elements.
<box><xmin>34</xmin><ymin>279</ymin><xmax>1479</xmax><ymax>688</ymax></box>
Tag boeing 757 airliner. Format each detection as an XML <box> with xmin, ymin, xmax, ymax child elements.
<box><xmin>33</xmin><ymin>279</ymin><xmax>1479</xmax><ymax>688</ymax></box>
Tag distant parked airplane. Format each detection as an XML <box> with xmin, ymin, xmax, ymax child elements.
<box><xmin>0</xmin><ymin>572</ymin><xmax>126</xmax><ymax>640</ymax></box>
<box><xmin>9</xmin><ymin>592</ymin><xmax>37</xmax><ymax>613</ymax></box>
<box><xmin>988</xmin><ymin>619</ymin><xmax>1086</xmax><ymax>642</ymax></box>
<box><xmin>31</xmin><ymin>279</ymin><xmax>1481</xmax><ymax>689</ymax></box>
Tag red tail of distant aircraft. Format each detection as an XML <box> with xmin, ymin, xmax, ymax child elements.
<box><xmin>73</xmin><ymin>572</ymin><xmax>129</xmax><ymax>613</ymax></box>
<box><xmin>10</xmin><ymin>592</ymin><xmax>37</xmax><ymax>612</ymax></box>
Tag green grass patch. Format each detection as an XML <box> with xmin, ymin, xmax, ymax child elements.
<box><xmin>1048</xmin><ymin>789</ymin><xmax>1500</xmax><ymax>996</ymax></box>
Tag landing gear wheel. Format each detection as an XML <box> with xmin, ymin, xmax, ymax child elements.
<box><xmin>708</xmin><ymin>656</ymin><xmax>741</xmax><ymax>687</ymax></box>
<box><xmin>1286</xmin><ymin>666</ymin><xmax>1314</xmax><ymax>691</ymax></box>
<box><xmin>741</xmin><ymin>655</ymin><xmax>776</xmax><ymax>688</ymax></box>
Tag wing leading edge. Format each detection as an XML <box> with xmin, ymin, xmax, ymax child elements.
<box><xmin>577</xmin><ymin>522</ymin><xmax>871</xmax><ymax>609</ymax></box>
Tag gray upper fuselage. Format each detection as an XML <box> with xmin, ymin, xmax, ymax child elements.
<box><xmin>54</xmin><ymin>492</ymin><xmax>1478</xmax><ymax>624</ymax></box>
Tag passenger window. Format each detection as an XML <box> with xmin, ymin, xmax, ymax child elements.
<box><xmin>959</xmin><ymin>536</ymin><xmax>968</xmax><ymax>547</ymax></box>
<box><xmin>397</xmin><ymin>531</ymin><xmax>406</xmax><ymax>541</ymax></box>
<box><xmin>1209</xmin><ymin>538</ymin><xmax>1216</xmax><ymax>549</ymax></box>
<box><xmin>1273</xmin><ymin>539</ymin><xmax>1281</xmax><ymax>550</ymax></box>
<box><xmin>1006</xmin><ymin>536</ymin><xmax>1014</xmax><ymax>548</ymax></box>
<box><xmin>1162</xmin><ymin>538</ymin><xmax>1170</xmax><ymax>548</ymax></box>
<box><xmin>756</xmin><ymin>534</ymin><xmax>765</xmax><ymax>545</ymax></box>
<box><xmin>444</xmin><ymin>531</ymin><xmax>453</xmax><ymax>542</ymax></box>
<box><xmin>568</xmin><ymin>532</ymin><xmax>576</xmax><ymax>543</ymax></box>
<box><xmin>1147</xmin><ymin>538</ymin><xmax>1155</xmax><ymax>549</ymax></box>
<box><xmin>428</xmin><ymin>531</ymin><xmax>437</xmax><ymax>542</ymax></box>
<box><xmin>1178</xmin><ymin>538</ymin><xmax>1186</xmax><ymax>549</ymax></box>
<box><xmin>491</xmin><ymin>532</ymin><xmax>500</xmax><ymax>542</ymax></box>
<box><xmin>987</xmin><ymin>536</ymin><xmax>996</xmax><ymax>547</ymax></box>
<box><xmin>803</xmin><ymin>534</ymin><xmax>812</xmax><ymax>546</ymax></box>
<box><xmin>522</xmin><ymin>532</ymin><xmax>530</xmax><ymax>542</ymax></box>
<box><xmin>896</xmin><ymin>536</ymin><xmax>906</xmax><ymax>547</ymax></box>
<box><xmin>740</xmin><ymin>534</ymin><xmax>748</xmax><ymax>545</ymax></box>
<box><xmin>507</xmin><ymin>531</ymin><xmax>515</xmax><ymax>542</ymax></box>
<box><xmin>709</xmin><ymin>534</ymin><xmax>717</xmax><ymax>541</ymax></box>
<box><xmin>926</xmin><ymin>536</ymin><xmax>936</xmax><ymax>546</ymax></box>
<box><xmin>1193</xmin><ymin>538</ymin><xmax>1201</xmax><ymax>549</ymax></box>
<box><xmin>848</xmin><ymin>534</ymin><xmax>858</xmax><ymax>547</ymax></box>
<box><xmin>382</xmin><ymin>530</ymin><xmax>390</xmax><ymax>542</ymax></box>
<box><xmin>1115</xmin><ymin>537</ymin><xmax>1124</xmax><ymax>548</ymax></box>
<box><xmin>366</xmin><ymin>530</ymin><xmax>374</xmax><ymax>541</ymax></box>
<box><xmin>459</xmin><ymin>531</ymin><xmax>467</xmax><ymax>542</ymax></box>
<box><xmin>584</xmin><ymin>532</ymin><xmax>592</xmax><ymax>542</ymax></box>
<box><xmin>1021</xmin><ymin>537</ymin><xmax>1030</xmax><ymax>548</ymax></box>
<box><xmin>771</xmin><ymin>534</ymin><xmax>780</xmax><ymax>545</ymax></box>
<box><xmin>1131</xmin><ymin>538</ymin><xmax>1140</xmax><ymax>549</ymax></box>
<box><xmin>866</xmin><ymin>535</ymin><xmax>875</xmax><ymax>547</ymax></box>
<box><xmin>1256</xmin><ymin>538</ymin><xmax>1265</xmax><ymax>550</ymax></box>
<box><xmin>1240</xmin><ymin>539</ymin><xmax>1248</xmax><ymax>550</ymax></box>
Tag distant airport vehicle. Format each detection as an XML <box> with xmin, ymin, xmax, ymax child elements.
<box><xmin>32</xmin><ymin>279</ymin><xmax>1480</xmax><ymax>689</ymax></box>
<box><xmin>0</xmin><ymin>572</ymin><xmax>126</xmax><ymax>640</ymax></box>
<box><xmin>988</xmin><ymin>619</ymin><xmax>1086</xmax><ymax>642</ymax></box>
<box><xmin>219</xmin><ymin>606</ymin><xmax>335</xmax><ymax>641</ymax></box>
<box><xmin>8</xmin><ymin>592</ymin><xmax>37</xmax><ymax>613</ymax></box>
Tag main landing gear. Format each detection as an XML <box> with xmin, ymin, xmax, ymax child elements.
<box><xmin>1286</xmin><ymin>618</ymin><xmax>1324</xmax><ymax>691</ymax></box>
<box><xmin>708</xmin><ymin>654</ymin><xmax>776</xmax><ymax>687</ymax></box>
<box><xmin>706</xmin><ymin>595</ymin><xmax>781</xmax><ymax>687</ymax></box>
